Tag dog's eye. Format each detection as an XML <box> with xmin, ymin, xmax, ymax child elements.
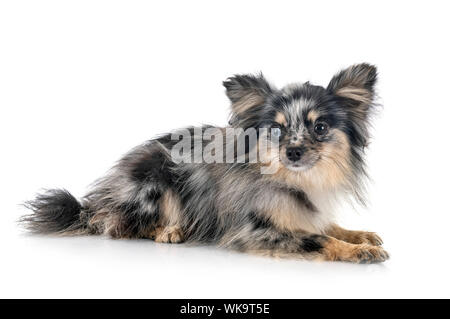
<box><xmin>271</xmin><ymin>127</ymin><xmax>282</xmax><ymax>138</ymax></box>
<box><xmin>314</xmin><ymin>122</ymin><xmax>329</xmax><ymax>135</ymax></box>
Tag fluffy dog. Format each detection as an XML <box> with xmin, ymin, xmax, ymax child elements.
<box><xmin>22</xmin><ymin>63</ymin><xmax>388</xmax><ymax>263</ymax></box>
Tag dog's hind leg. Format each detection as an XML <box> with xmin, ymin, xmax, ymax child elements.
<box><xmin>84</xmin><ymin>141</ymin><xmax>186</xmax><ymax>241</ymax></box>
<box><xmin>150</xmin><ymin>189</ymin><xmax>185</xmax><ymax>243</ymax></box>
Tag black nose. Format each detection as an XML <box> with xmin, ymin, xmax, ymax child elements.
<box><xmin>286</xmin><ymin>147</ymin><xmax>303</xmax><ymax>162</ymax></box>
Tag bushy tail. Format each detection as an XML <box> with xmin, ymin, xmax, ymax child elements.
<box><xmin>21</xmin><ymin>189</ymin><xmax>87</xmax><ymax>234</ymax></box>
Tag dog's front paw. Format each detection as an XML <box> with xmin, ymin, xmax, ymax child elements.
<box><xmin>352</xmin><ymin>244</ymin><xmax>389</xmax><ymax>263</ymax></box>
<box><xmin>322</xmin><ymin>238</ymin><xmax>389</xmax><ymax>263</ymax></box>
<box><xmin>354</xmin><ymin>231</ymin><xmax>383</xmax><ymax>246</ymax></box>
<box><xmin>326</xmin><ymin>225</ymin><xmax>384</xmax><ymax>246</ymax></box>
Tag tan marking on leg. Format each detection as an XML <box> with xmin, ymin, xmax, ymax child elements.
<box><xmin>152</xmin><ymin>189</ymin><xmax>185</xmax><ymax>243</ymax></box>
<box><xmin>321</xmin><ymin>237</ymin><xmax>389</xmax><ymax>263</ymax></box>
<box><xmin>153</xmin><ymin>225</ymin><xmax>184</xmax><ymax>243</ymax></box>
<box><xmin>325</xmin><ymin>224</ymin><xmax>383</xmax><ymax>246</ymax></box>
<box><xmin>160</xmin><ymin>189</ymin><xmax>183</xmax><ymax>225</ymax></box>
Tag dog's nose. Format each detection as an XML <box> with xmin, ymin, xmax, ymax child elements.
<box><xmin>286</xmin><ymin>147</ymin><xmax>303</xmax><ymax>162</ymax></box>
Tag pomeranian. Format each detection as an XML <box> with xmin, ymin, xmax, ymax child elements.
<box><xmin>22</xmin><ymin>63</ymin><xmax>388</xmax><ymax>263</ymax></box>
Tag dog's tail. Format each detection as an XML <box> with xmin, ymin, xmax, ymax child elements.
<box><xmin>20</xmin><ymin>189</ymin><xmax>88</xmax><ymax>235</ymax></box>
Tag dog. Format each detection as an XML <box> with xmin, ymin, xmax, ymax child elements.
<box><xmin>22</xmin><ymin>63</ymin><xmax>388</xmax><ymax>263</ymax></box>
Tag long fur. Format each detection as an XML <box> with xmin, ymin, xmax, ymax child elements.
<box><xmin>21</xmin><ymin>63</ymin><xmax>389</xmax><ymax>263</ymax></box>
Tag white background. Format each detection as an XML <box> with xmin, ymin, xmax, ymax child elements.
<box><xmin>1</xmin><ymin>0</ymin><xmax>449</xmax><ymax>298</ymax></box>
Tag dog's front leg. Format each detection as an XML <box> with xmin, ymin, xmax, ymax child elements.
<box><xmin>220</xmin><ymin>226</ymin><xmax>388</xmax><ymax>263</ymax></box>
<box><xmin>325</xmin><ymin>223</ymin><xmax>383</xmax><ymax>246</ymax></box>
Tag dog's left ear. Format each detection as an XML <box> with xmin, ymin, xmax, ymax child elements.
<box><xmin>327</xmin><ymin>63</ymin><xmax>377</xmax><ymax>114</ymax></box>
<box><xmin>223</xmin><ymin>73</ymin><xmax>274</xmax><ymax>124</ymax></box>
<box><xmin>327</xmin><ymin>63</ymin><xmax>377</xmax><ymax>146</ymax></box>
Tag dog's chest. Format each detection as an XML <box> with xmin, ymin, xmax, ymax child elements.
<box><xmin>255</xmin><ymin>187</ymin><xmax>336</xmax><ymax>234</ymax></box>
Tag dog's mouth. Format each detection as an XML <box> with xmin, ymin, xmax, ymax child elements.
<box><xmin>280</xmin><ymin>154</ymin><xmax>320</xmax><ymax>172</ymax></box>
<box><xmin>284</xmin><ymin>162</ymin><xmax>314</xmax><ymax>172</ymax></box>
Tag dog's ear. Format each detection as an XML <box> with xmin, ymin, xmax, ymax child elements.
<box><xmin>327</xmin><ymin>63</ymin><xmax>377</xmax><ymax>112</ymax></box>
<box><xmin>223</xmin><ymin>73</ymin><xmax>274</xmax><ymax>124</ymax></box>
<box><xmin>327</xmin><ymin>63</ymin><xmax>378</xmax><ymax>146</ymax></box>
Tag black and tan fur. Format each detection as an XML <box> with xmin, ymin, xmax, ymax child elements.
<box><xmin>21</xmin><ymin>63</ymin><xmax>388</xmax><ymax>263</ymax></box>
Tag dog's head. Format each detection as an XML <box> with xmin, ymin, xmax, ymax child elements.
<box><xmin>223</xmin><ymin>63</ymin><xmax>377</xmax><ymax>192</ymax></box>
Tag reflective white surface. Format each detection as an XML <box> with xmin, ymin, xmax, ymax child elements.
<box><xmin>2</xmin><ymin>232</ymin><xmax>388</xmax><ymax>298</ymax></box>
<box><xmin>1</xmin><ymin>218</ymin><xmax>448</xmax><ymax>298</ymax></box>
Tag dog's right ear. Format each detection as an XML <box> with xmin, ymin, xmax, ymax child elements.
<box><xmin>223</xmin><ymin>73</ymin><xmax>274</xmax><ymax>124</ymax></box>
